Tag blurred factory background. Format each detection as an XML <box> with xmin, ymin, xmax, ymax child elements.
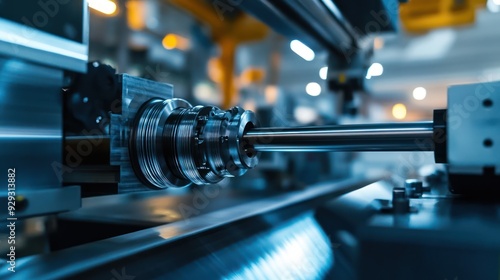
<box><xmin>2</xmin><ymin>0</ymin><xmax>500</xmax><ymax>279</ymax></box>
<box><xmin>86</xmin><ymin>0</ymin><xmax>500</xmax><ymax>186</ymax></box>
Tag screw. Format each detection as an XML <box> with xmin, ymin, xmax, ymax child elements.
<box><xmin>392</xmin><ymin>187</ymin><xmax>406</xmax><ymax>200</ymax></box>
<box><xmin>392</xmin><ymin>187</ymin><xmax>410</xmax><ymax>214</ymax></box>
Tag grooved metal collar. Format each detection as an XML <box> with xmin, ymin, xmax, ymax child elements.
<box><xmin>130</xmin><ymin>98</ymin><xmax>259</xmax><ymax>189</ymax></box>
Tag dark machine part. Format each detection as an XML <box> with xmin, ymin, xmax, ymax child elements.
<box><xmin>63</xmin><ymin>71</ymin><xmax>258</xmax><ymax>194</ymax></box>
<box><xmin>239</xmin><ymin>0</ymin><xmax>399</xmax><ymax>56</ymax></box>
<box><xmin>327</xmin><ymin>51</ymin><xmax>371</xmax><ymax>115</ymax></box>
<box><xmin>0</xmin><ymin>0</ymin><xmax>85</xmax><ymax>44</ymax></box>
<box><xmin>331</xmin><ymin>0</ymin><xmax>400</xmax><ymax>36</ymax></box>
<box><xmin>62</xmin><ymin>72</ymin><xmax>172</xmax><ymax>196</ymax></box>
<box><xmin>64</xmin><ymin>62</ymin><xmax>119</xmax><ymax>135</ymax></box>
<box><xmin>315</xmin><ymin>181</ymin><xmax>500</xmax><ymax>280</ymax></box>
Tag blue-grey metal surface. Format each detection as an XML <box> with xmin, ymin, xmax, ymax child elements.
<box><xmin>0</xmin><ymin>57</ymin><xmax>63</xmax><ymax>189</ymax></box>
<box><xmin>0</xmin><ymin>1</ymin><xmax>88</xmax><ymax>73</ymax></box>
<box><xmin>448</xmin><ymin>81</ymin><xmax>500</xmax><ymax>174</ymax></box>
<box><xmin>316</xmin><ymin>180</ymin><xmax>500</xmax><ymax>280</ymax></box>
<box><xmin>239</xmin><ymin>0</ymin><xmax>355</xmax><ymax>53</ymax></box>
<box><xmin>0</xmin><ymin>186</ymin><xmax>80</xmax><ymax>219</ymax></box>
<box><xmin>110</xmin><ymin>74</ymin><xmax>175</xmax><ymax>193</ymax></box>
<box><xmin>0</xmin><ymin>57</ymin><xmax>81</xmax><ymax>218</ymax></box>
<box><xmin>0</xmin><ymin>177</ymin><xmax>376</xmax><ymax>279</ymax></box>
<box><xmin>245</xmin><ymin>122</ymin><xmax>435</xmax><ymax>152</ymax></box>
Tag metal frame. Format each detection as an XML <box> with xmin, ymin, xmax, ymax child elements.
<box><xmin>0</xmin><ymin>1</ymin><xmax>88</xmax><ymax>73</ymax></box>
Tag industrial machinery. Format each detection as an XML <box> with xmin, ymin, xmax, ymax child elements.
<box><xmin>1</xmin><ymin>1</ymin><xmax>500</xmax><ymax>280</ymax></box>
<box><xmin>62</xmin><ymin>63</ymin><xmax>499</xmax><ymax>197</ymax></box>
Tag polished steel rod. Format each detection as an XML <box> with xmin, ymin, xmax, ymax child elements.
<box><xmin>243</xmin><ymin>122</ymin><xmax>435</xmax><ymax>152</ymax></box>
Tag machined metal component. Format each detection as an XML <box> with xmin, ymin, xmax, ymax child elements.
<box><xmin>405</xmin><ymin>179</ymin><xmax>423</xmax><ymax>198</ymax></box>
<box><xmin>243</xmin><ymin>122</ymin><xmax>435</xmax><ymax>152</ymax></box>
<box><xmin>392</xmin><ymin>194</ymin><xmax>410</xmax><ymax>214</ymax></box>
<box><xmin>130</xmin><ymin>98</ymin><xmax>259</xmax><ymax>189</ymax></box>
<box><xmin>392</xmin><ymin>187</ymin><xmax>406</xmax><ymax>201</ymax></box>
<box><xmin>130</xmin><ymin>103</ymin><xmax>438</xmax><ymax>189</ymax></box>
<box><xmin>0</xmin><ymin>57</ymin><xmax>81</xmax><ymax>218</ymax></box>
<box><xmin>445</xmin><ymin>81</ymin><xmax>500</xmax><ymax>194</ymax></box>
<box><xmin>448</xmin><ymin>81</ymin><xmax>500</xmax><ymax>174</ymax></box>
<box><xmin>0</xmin><ymin>1</ymin><xmax>89</xmax><ymax>73</ymax></box>
<box><xmin>130</xmin><ymin>98</ymin><xmax>192</xmax><ymax>189</ymax></box>
<box><xmin>391</xmin><ymin>187</ymin><xmax>410</xmax><ymax>214</ymax></box>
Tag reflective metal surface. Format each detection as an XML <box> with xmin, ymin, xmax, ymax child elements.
<box><xmin>0</xmin><ymin>1</ymin><xmax>88</xmax><ymax>73</ymax></box>
<box><xmin>240</xmin><ymin>0</ymin><xmax>355</xmax><ymax>52</ymax></box>
<box><xmin>0</xmin><ymin>57</ymin><xmax>82</xmax><ymax>218</ymax></box>
<box><xmin>0</xmin><ymin>186</ymin><xmax>80</xmax><ymax>219</ymax></box>
<box><xmin>1</xmin><ymin>178</ymin><xmax>376</xmax><ymax>279</ymax></box>
<box><xmin>316</xmin><ymin>180</ymin><xmax>500</xmax><ymax>280</ymax></box>
<box><xmin>170</xmin><ymin>214</ymin><xmax>334</xmax><ymax>280</ymax></box>
<box><xmin>0</xmin><ymin>57</ymin><xmax>63</xmax><ymax>189</ymax></box>
<box><xmin>244</xmin><ymin>122</ymin><xmax>435</xmax><ymax>152</ymax></box>
<box><xmin>130</xmin><ymin>93</ymin><xmax>434</xmax><ymax>188</ymax></box>
<box><xmin>110</xmin><ymin>74</ymin><xmax>175</xmax><ymax>193</ymax></box>
<box><xmin>448</xmin><ymin>81</ymin><xmax>500</xmax><ymax>174</ymax></box>
<box><xmin>130</xmin><ymin>98</ymin><xmax>258</xmax><ymax>188</ymax></box>
<box><xmin>130</xmin><ymin>98</ymin><xmax>193</xmax><ymax>189</ymax></box>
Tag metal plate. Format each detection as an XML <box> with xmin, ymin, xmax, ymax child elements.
<box><xmin>110</xmin><ymin>74</ymin><xmax>176</xmax><ymax>193</ymax></box>
<box><xmin>448</xmin><ymin>81</ymin><xmax>500</xmax><ymax>174</ymax></box>
<box><xmin>0</xmin><ymin>177</ymin><xmax>376</xmax><ymax>279</ymax></box>
<box><xmin>0</xmin><ymin>1</ymin><xmax>88</xmax><ymax>73</ymax></box>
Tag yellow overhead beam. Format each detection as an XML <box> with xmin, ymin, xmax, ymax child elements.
<box><xmin>170</xmin><ymin>0</ymin><xmax>268</xmax><ymax>109</ymax></box>
<box><xmin>400</xmin><ymin>0</ymin><xmax>486</xmax><ymax>33</ymax></box>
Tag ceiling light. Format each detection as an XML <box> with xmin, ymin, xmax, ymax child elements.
<box><xmin>373</xmin><ymin>37</ymin><xmax>384</xmax><ymax>50</ymax></box>
<box><xmin>290</xmin><ymin>40</ymin><xmax>315</xmax><ymax>61</ymax></box>
<box><xmin>319</xmin><ymin>67</ymin><xmax>328</xmax><ymax>80</ymax></box>
<box><xmin>162</xmin><ymin>34</ymin><xmax>189</xmax><ymax>51</ymax></box>
<box><xmin>487</xmin><ymin>0</ymin><xmax>500</xmax><ymax>12</ymax></box>
<box><xmin>392</xmin><ymin>103</ymin><xmax>407</xmax><ymax>120</ymax></box>
<box><xmin>88</xmin><ymin>0</ymin><xmax>117</xmax><ymax>15</ymax></box>
<box><xmin>294</xmin><ymin>106</ymin><xmax>318</xmax><ymax>124</ymax></box>
<box><xmin>306</xmin><ymin>82</ymin><xmax>321</xmax><ymax>96</ymax></box>
<box><xmin>413</xmin><ymin>87</ymin><xmax>427</xmax><ymax>100</ymax></box>
<box><xmin>366</xmin><ymin>63</ymin><xmax>383</xmax><ymax>79</ymax></box>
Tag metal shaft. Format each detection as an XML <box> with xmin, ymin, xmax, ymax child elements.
<box><xmin>243</xmin><ymin>122</ymin><xmax>435</xmax><ymax>152</ymax></box>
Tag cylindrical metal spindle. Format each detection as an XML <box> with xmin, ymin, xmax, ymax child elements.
<box><xmin>243</xmin><ymin>122</ymin><xmax>435</xmax><ymax>152</ymax></box>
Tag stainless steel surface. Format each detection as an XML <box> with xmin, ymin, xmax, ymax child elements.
<box><xmin>244</xmin><ymin>122</ymin><xmax>435</xmax><ymax>152</ymax></box>
<box><xmin>239</xmin><ymin>0</ymin><xmax>355</xmax><ymax>52</ymax></box>
<box><xmin>392</xmin><ymin>187</ymin><xmax>406</xmax><ymax>200</ymax></box>
<box><xmin>0</xmin><ymin>186</ymin><xmax>80</xmax><ymax>219</ymax></box>
<box><xmin>317</xmin><ymin>180</ymin><xmax>500</xmax><ymax>280</ymax></box>
<box><xmin>164</xmin><ymin>213</ymin><xmax>333</xmax><ymax>280</ymax></box>
<box><xmin>0</xmin><ymin>57</ymin><xmax>63</xmax><ymax>189</ymax></box>
<box><xmin>0</xmin><ymin>56</ymin><xmax>82</xmax><ymax>218</ymax></box>
<box><xmin>286</xmin><ymin>0</ymin><xmax>355</xmax><ymax>48</ymax></box>
<box><xmin>110</xmin><ymin>74</ymin><xmax>175</xmax><ymax>193</ymax></box>
<box><xmin>0</xmin><ymin>2</ymin><xmax>88</xmax><ymax>73</ymax></box>
<box><xmin>0</xmin><ymin>177</ymin><xmax>376</xmax><ymax>279</ymax></box>
<box><xmin>405</xmin><ymin>179</ymin><xmax>423</xmax><ymax>198</ymax></box>
<box><xmin>130</xmin><ymin>98</ymin><xmax>258</xmax><ymax>188</ymax></box>
<box><xmin>448</xmin><ymin>81</ymin><xmax>500</xmax><ymax>175</ymax></box>
<box><xmin>131</xmin><ymin>98</ymin><xmax>193</xmax><ymax>189</ymax></box>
